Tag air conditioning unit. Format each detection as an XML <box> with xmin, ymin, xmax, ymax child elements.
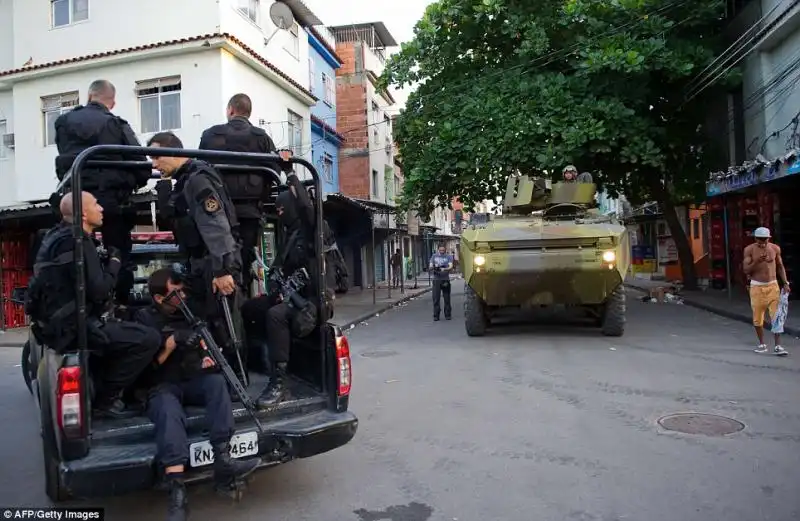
<box><xmin>2</xmin><ymin>133</ymin><xmax>14</xmax><ymax>149</ymax></box>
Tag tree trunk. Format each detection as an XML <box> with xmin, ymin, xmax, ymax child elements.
<box><xmin>650</xmin><ymin>180</ymin><xmax>698</xmax><ymax>290</ymax></box>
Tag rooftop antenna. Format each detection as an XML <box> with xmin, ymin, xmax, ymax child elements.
<box><xmin>264</xmin><ymin>2</ymin><xmax>295</xmax><ymax>46</ymax></box>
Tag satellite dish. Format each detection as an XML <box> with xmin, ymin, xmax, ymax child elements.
<box><xmin>270</xmin><ymin>2</ymin><xmax>295</xmax><ymax>30</ymax></box>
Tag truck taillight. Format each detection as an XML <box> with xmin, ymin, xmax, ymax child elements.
<box><xmin>56</xmin><ymin>366</ymin><xmax>83</xmax><ymax>438</ymax></box>
<box><xmin>336</xmin><ymin>335</ymin><xmax>351</xmax><ymax>396</ymax></box>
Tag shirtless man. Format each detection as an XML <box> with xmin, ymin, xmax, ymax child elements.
<box><xmin>743</xmin><ymin>227</ymin><xmax>789</xmax><ymax>355</ymax></box>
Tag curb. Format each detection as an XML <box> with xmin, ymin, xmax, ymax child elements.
<box><xmin>335</xmin><ymin>287</ymin><xmax>433</xmax><ymax>330</ymax></box>
<box><xmin>626</xmin><ymin>283</ymin><xmax>800</xmax><ymax>338</ymax></box>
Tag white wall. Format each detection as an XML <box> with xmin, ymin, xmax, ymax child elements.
<box><xmin>0</xmin><ymin>90</ymin><xmax>17</xmax><ymax>206</ymax></box>
<box><xmin>366</xmin><ymin>80</ymin><xmax>394</xmax><ymax>203</ymax></box>
<box><xmin>219</xmin><ymin>0</ymin><xmax>311</xmax><ymax>90</ymax></box>
<box><xmin>0</xmin><ymin>0</ymin><xmax>14</xmax><ymax>72</ymax></box>
<box><xmin>11</xmin><ymin>0</ymin><xmax>220</xmax><ymax>67</ymax></box>
<box><xmin>220</xmin><ymin>49</ymin><xmax>312</xmax><ymax>164</ymax></box>
<box><xmin>11</xmin><ymin>51</ymin><xmax>222</xmax><ymax>202</ymax></box>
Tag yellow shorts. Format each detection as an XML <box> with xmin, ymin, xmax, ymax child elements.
<box><xmin>750</xmin><ymin>282</ymin><xmax>780</xmax><ymax>327</ymax></box>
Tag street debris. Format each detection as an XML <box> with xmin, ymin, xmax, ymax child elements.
<box><xmin>640</xmin><ymin>284</ymin><xmax>684</xmax><ymax>304</ymax></box>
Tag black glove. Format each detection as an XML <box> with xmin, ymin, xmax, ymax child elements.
<box><xmin>173</xmin><ymin>330</ymin><xmax>201</xmax><ymax>351</ymax></box>
<box><xmin>107</xmin><ymin>246</ymin><xmax>122</xmax><ymax>262</ymax></box>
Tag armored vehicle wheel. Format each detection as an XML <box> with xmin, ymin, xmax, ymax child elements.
<box><xmin>464</xmin><ymin>285</ymin><xmax>488</xmax><ymax>337</ymax></box>
<box><xmin>601</xmin><ymin>285</ymin><xmax>625</xmax><ymax>337</ymax></box>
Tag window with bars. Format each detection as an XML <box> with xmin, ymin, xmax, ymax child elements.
<box><xmin>322</xmin><ymin>153</ymin><xmax>334</xmax><ymax>183</ymax></box>
<box><xmin>284</xmin><ymin>22</ymin><xmax>300</xmax><ymax>59</ymax></box>
<box><xmin>372</xmin><ymin>169</ymin><xmax>379</xmax><ymax>197</ymax></box>
<box><xmin>322</xmin><ymin>73</ymin><xmax>335</xmax><ymax>106</ymax></box>
<box><xmin>287</xmin><ymin>110</ymin><xmax>303</xmax><ymax>153</ymax></box>
<box><xmin>51</xmin><ymin>0</ymin><xmax>88</xmax><ymax>28</ymax></box>
<box><xmin>41</xmin><ymin>92</ymin><xmax>79</xmax><ymax>146</ymax></box>
<box><xmin>236</xmin><ymin>0</ymin><xmax>259</xmax><ymax>24</ymax></box>
<box><xmin>0</xmin><ymin>120</ymin><xmax>7</xmax><ymax>159</ymax></box>
<box><xmin>136</xmin><ymin>77</ymin><xmax>182</xmax><ymax>134</ymax></box>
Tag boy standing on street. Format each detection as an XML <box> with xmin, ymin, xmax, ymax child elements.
<box><xmin>743</xmin><ymin>227</ymin><xmax>790</xmax><ymax>356</ymax></box>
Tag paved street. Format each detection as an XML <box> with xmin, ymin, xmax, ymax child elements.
<box><xmin>1</xmin><ymin>280</ymin><xmax>799</xmax><ymax>520</ymax></box>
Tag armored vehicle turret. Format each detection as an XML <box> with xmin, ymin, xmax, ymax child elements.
<box><xmin>460</xmin><ymin>174</ymin><xmax>630</xmax><ymax>337</ymax></box>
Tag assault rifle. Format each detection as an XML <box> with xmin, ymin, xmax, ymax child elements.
<box><xmin>219</xmin><ymin>295</ymin><xmax>248</xmax><ymax>387</ymax></box>
<box><xmin>268</xmin><ymin>267</ymin><xmax>311</xmax><ymax>309</ymax></box>
<box><xmin>253</xmin><ymin>248</ymin><xmax>310</xmax><ymax>310</ymax></box>
<box><xmin>167</xmin><ymin>290</ymin><xmax>264</xmax><ymax>435</ymax></box>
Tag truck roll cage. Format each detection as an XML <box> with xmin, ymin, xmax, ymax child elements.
<box><xmin>67</xmin><ymin>145</ymin><xmax>327</xmax><ymax>412</ymax></box>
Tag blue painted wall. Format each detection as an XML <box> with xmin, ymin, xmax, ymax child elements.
<box><xmin>308</xmin><ymin>30</ymin><xmax>342</xmax><ymax>195</ymax></box>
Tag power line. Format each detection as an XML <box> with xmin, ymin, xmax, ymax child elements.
<box><xmin>682</xmin><ymin>0</ymin><xmax>800</xmax><ymax>105</ymax></box>
<box><xmin>683</xmin><ymin>0</ymin><xmax>787</xmax><ymax>95</ymax></box>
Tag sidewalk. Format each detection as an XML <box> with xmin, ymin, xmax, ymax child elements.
<box><xmin>331</xmin><ymin>280</ymin><xmax>433</xmax><ymax>330</ymax></box>
<box><xmin>0</xmin><ymin>281</ymin><xmax>435</xmax><ymax>347</ymax></box>
<box><xmin>625</xmin><ymin>276</ymin><xmax>800</xmax><ymax>338</ymax></box>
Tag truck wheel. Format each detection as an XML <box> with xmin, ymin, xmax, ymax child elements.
<box><xmin>464</xmin><ymin>285</ymin><xmax>488</xmax><ymax>337</ymax></box>
<box><xmin>42</xmin><ymin>413</ymin><xmax>69</xmax><ymax>501</ymax></box>
<box><xmin>601</xmin><ymin>285</ymin><xmax>626</xmax><ymax>337</ymax></box>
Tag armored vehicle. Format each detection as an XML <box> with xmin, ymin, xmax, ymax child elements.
<box><xmin>460</xmin><ymin>174</ymin><xmax>630</xmax><ymax>337</ymax></box>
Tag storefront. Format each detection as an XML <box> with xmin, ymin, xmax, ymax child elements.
<box><xmin>706</xmin><ymin>149</ymin><xmax>800</xmax><ymax>294</ymax></box>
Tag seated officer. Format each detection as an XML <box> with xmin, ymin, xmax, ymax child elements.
<box><xmin>26</xmin><ymin>192</ymin><xmax>161</xmax><ymax>418</ymax></box>
<box><xmin>241</xmin><ymin>175</ymin><xmax>319</xmax><ymax>409</ymax></box>
<box><xmin>135</xmin><ymin>268</ymin><xmax>259</xmax><ymax>521</ymax></box>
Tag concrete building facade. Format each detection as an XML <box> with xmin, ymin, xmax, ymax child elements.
<box><xmin>0</xmin><ymin>0</ymin><xmax>323</xmax><ymax>205</ymax></box>
<box><xmin>307</xmin><ymin>25</ymin><xmax>343</xmax><ymax>195</ymax></box>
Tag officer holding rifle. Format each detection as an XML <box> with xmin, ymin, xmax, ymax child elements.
<box><xmin>135</xmin><ymin>268</ymin><xmax>258</xmax><ymax>521</ymax></box>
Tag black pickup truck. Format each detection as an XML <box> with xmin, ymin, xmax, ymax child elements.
<box><xmin>25</xmin><ymin>147</ymin><xmax>358</xmax><ymax>502</ymax></box>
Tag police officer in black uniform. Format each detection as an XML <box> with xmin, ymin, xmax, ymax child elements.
<box><xmin>54</xmin><ymin>80</ymin><xmax>152</xmax><ymax>305</ymax></box>
<box><xmin>199</xmin><ymin>93</ymin><xmax>277</xmax><ymax>297</ymax></box>
<box><xmin>26</xmin><ymin>192</ymin><xmax>161</xmax><ymax>418</ymax></box>
<box><xmin>134</xmin><ymin>268</ymin><xmax>258</xmax><ymax>521</ymax></box>
<box><xmin>241</xmin><ymin>170</ymin><xmax>322</xmax><ymax>408</ymax></box>
<box><xmin>146</xmin><ymin>132</ymin><xmax>246</xmax><ymax>376</ymax></box>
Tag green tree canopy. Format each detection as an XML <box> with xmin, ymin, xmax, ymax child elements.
<box><xmin>383</xmin><ymin>0</ymin><xmax>735</xmax><ymax>216</ymax></box>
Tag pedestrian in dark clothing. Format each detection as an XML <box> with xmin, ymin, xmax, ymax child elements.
<box><xmin>147</xmin><ymin>131</ymin><xmax>246</xmax><ymax>380</ymax></box>
<box><xmin>429</xmin><ymin>245</ymin><xmax>454</xmax><ymax>321</ymax></box>
<box><xmin>54</xmin><ymin>80</ymin><xmax>152</xmax><ymax>305</ymax></box>
<box><xmin>25</xmin><ymin>192</ymin><xmax>160</xmax><ymax>418</ymax></box>
<box><xmin>134</xmin><ymin>268</ymin><xmax>259</xmax><ymax>521</ymax></box>
<box><xmin>391</xmin><ymin>249</ymin><xmax>402</xmax><ymax>288</ymax></box>
<box><xmin>199</xmin><ymin>93</ymin><xmax>277</xmax><ymax>297</ymax></box>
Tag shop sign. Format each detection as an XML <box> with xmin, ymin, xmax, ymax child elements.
<box><xmin>372</xmin><ymin>212</ymin><xmax>389</xmax><ymax>228</ymax></box>
<box><xmin>706</xmin><ymin>161</ymin><xmax>796</xmax><ymax>196</ymax></box>
<box><xmin>657</xmin><ymin>237</ymin><xmax>678</xmax><ymax>265</ymax></box>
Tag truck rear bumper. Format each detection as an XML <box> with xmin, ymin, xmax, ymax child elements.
<box><xmin>60</xmin><ymin>409</ymin><xmax>358</xmax><ymax>499</ymax></box>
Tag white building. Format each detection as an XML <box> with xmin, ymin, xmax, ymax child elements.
<box><xmin>0</xmin><ymin>0</ymin><xmax>323</xmax><ymax>206</ymax></box>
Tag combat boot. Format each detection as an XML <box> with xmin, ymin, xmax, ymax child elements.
<box><xmin>257</xmin><ymin>362</ymin><xmax>288</xmax><ymax>409</ymax></box>
<box><xmin>165</xmin><ymin>474</ymin><xmax>188</xmax><ymax>521</ymax></box>
<box><xmin>212</xmin><ymin>441</ymin><xmax>259</xmax><ymax>487</ymax></box>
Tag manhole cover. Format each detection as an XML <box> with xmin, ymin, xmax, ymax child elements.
<box><xmin>658</xmin><ymin>413</ymin><xmax>744</xmax><ymax>436</ymax></box>
<box><xmin>360</xmin><ymin>350</ymin><xmax>398</xmax><ymax>358</ymax></box>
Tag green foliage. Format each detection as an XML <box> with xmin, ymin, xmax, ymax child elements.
<box><xmin>382</xmin><ymin>0</ymin><xmax>735</xmax><ymax>212</ymax></box>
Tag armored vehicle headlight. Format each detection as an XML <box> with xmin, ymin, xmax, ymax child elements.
<box><xmin>474</xmin><ymin>255</ymin><xmax>486</xmax><ymax>266</ymax></box>
<box><xmin>602</xmin><ymin>250</ymin><xmax>616</xmax><ymax>263</ymax></box>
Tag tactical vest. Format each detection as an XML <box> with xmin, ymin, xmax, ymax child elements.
<box><xmin>169</xmin><ymin>162</ymin><xmax>241</xmax><ymax>259</ymax></box>
<box><xmin>203</xmin><ymin>121</ymin><xmax>271</xmax><ymax>205</ymax></box>
<box><xmin>26</xmin><ymin>225</ymin><xmax>79</xmax><ymax>351</ymax></box>
<box><xmin>53</xmin><ymin>103</ymin><xmax>142</xmax><ymax>192</ymax></box>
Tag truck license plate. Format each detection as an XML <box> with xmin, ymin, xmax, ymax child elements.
<box><xmin>189</xmin><ymin>432</ymin><xmax>259</xmax><ymax>468</ymax></box>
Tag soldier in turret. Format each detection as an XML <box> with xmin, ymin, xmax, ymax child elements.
<box><xmin>562</xmin><ymin>165</ymin><xmax>578</xmax><ymax>182</ymax></box>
